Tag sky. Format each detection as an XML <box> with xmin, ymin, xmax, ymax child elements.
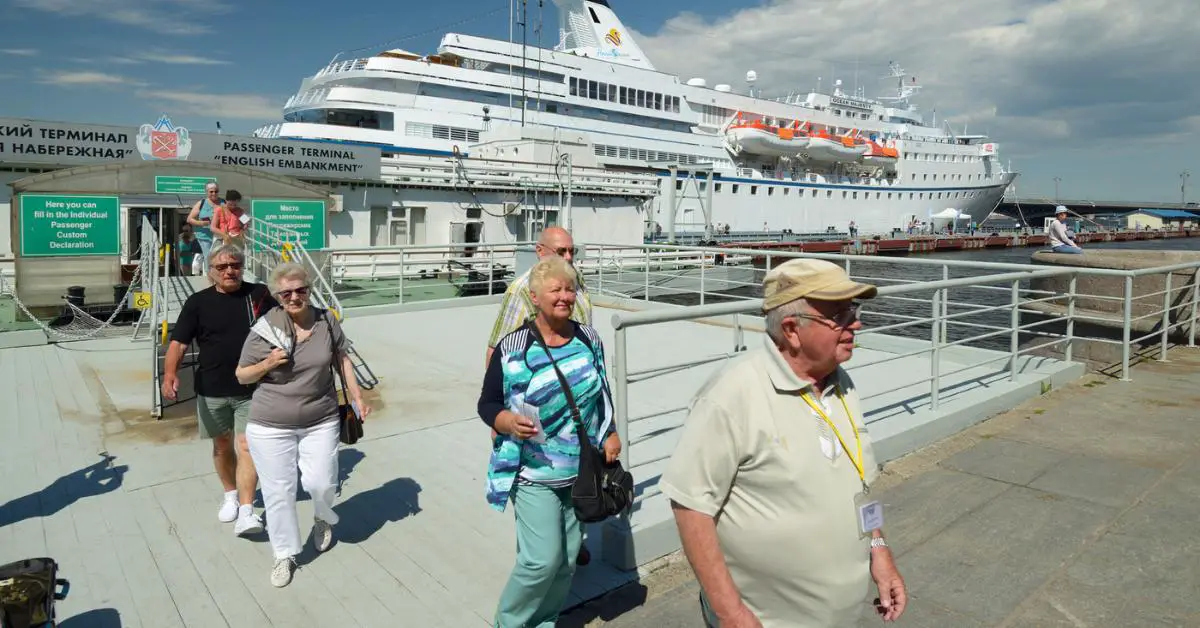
<box><xmin>0</xmin><ymin>0</ymin><xmax>1196</xmax><ymax>203</ymax></box>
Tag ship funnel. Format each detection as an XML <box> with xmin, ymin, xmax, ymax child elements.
<box><xmin>552</xmin><ymin>0</ymin><xmax>656</xmax><ymax>70</ymax></box>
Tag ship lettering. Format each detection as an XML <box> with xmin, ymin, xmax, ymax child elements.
<box><xmin>279</xmin><ymin>159</ymin><xmax>359</xmax><ymax>172</ymax></box>
<box><xmin>223</xmin><ymin>141</ymin><xmax>295</xmax><ymax>155</ymax></box>
<box><xmin>215</xmin><ymin>155</ymin><xmax>277</xmax><ymax>168</ymax></box>
<box><xmin>298</xmin><ymin>147</ymin><xmax>355</xmax><ymax>159</ymax></box>
<box><xmin>9</xmin><ymin>143</ymin><xmax>127</xmax><ymax>158</ymax></box>
<box><xmin>39</xmin><ymin>128</ymin><xmax>127</xmax><ymax>143</ymax></box>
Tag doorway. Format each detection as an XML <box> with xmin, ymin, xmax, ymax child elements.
<box><xmin>126</xmin><ymin>206</ymin><xmax>188</xmax><ymax>272</ymax></box>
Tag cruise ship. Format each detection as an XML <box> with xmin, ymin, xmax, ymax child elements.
<box><xmin>254</xmin><ymin>0</ymin><xmax>1017</xmax><ymax>236</ymax></box>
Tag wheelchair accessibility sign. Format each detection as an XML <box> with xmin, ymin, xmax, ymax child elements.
<box><xmin>132</xmin><ymin>291</ymin><xmax>152</xmax><ymax>310</ymax></box>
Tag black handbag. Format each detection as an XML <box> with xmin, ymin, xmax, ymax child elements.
<box><xmin>529</xmin><ymin>323</ymin><xmax>634</xmax><ymax>523</ymax></box>
<box><xmin>323</xmin><ymin>311</ymin><xmax>362</xmax><ymax>445</ymax></box>
<box><xmin>0</xmin><ymin>557</ymin><xmax>68</xmax><ymax>628</ymax></box>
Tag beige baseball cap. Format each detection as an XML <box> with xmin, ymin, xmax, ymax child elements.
<box><xmin>762</xmin><ymin>258</ymin><xmax>878</xmax><ymax>312</ymax></box>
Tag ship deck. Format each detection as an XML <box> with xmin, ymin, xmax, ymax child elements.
<box><xmin>0</xmin><ymin>293</ymin><xmax>1086</xmax><ymax>627</ymax></box>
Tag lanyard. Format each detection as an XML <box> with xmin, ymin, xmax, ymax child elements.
<box><xmin>799</xmin><ymin>386</ymin><xmax>869</xmax><ymax>494</ymax></box>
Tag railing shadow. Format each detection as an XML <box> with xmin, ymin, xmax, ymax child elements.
<box><xmin>0</xmin><ymin>455</ymin><xmax>127</xmax><ymax>528</ymax></box>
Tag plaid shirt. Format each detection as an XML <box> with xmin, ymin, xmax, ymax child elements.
<box><xmin>487</xmin><ymin>268</ymin><xmax>592</xmax><ymax>348</ymax></box>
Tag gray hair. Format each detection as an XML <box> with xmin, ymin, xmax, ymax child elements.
<box><xmin>269</xmin><ymin>262</ymin><xmax>309</xmax><ymax>290</ymax></box>
<box><xmin>205</xmin><ymin>181</ymin><xmax>219</xmax><ymax>191</ymax></box>
<box><xmin>765</xmin><ymin>298</ymin><xmax>811</xmax><ymax>343</ymax></box>
<box><xmin>208</xmin><ymin>244</ymin><xmax>245</xmax><ymax>268</ymax></box>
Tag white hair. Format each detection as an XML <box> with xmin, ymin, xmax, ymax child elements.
<box><xmin>269</xmin><ymin>262</ymin><xmax>309</xmax><ymax>290</ymax></box>
<box><xmin>205</xmin><ymin>181</ymin><xmax>219</xmax><ymax>191</ymax></box>
<box><xmin>765</xmin><ymin>298</ymin><xmax>811</xmax><ymax>342</ymax></box>
<box><xmin>207</xmin><ymin>244</ymin><xmax>244</xmax><ymax>268</ymax></box>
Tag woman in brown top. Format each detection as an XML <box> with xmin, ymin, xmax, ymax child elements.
<box><xmin>236</xmin><ymin>263</ymin><xmax>371</xmax><ymax>587</ymax></box>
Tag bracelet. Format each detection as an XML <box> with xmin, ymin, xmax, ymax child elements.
<box><xmin>870</xmin><ymin>537</ymin><xmax>888</xmax><ymax>550</ymax></box>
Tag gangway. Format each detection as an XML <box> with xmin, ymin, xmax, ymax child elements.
<box><xmin>245</xmin><ymin>218</ymin><xmax>380</xmax><ymax>391</ymax></box>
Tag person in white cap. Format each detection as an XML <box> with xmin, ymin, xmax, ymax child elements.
<box><xmin>1049</xmin><ymin>206</ymin><xmax>1083</xmax><ymax>254</ymax></box>
<box><xmin>660</xmin><ymin>258</ymin><xmax>906</xmax><ymax>627</ymax></box>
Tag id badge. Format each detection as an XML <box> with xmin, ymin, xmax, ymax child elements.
<box><xmin>854</xmin><ymin>492</ymin><xmax>884</xmax><ymax>539</ymax></box>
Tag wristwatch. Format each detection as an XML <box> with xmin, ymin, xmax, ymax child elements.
<box><xmin>869</xmin><ymin>537</ymin><xmax>888</xmax><ymax>549</ymax></box>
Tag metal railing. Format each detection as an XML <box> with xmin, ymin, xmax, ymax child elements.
<box><xmin>244</xmin><ymin>219</ymin><xmax>344</xmax><ymax>316</ymax></box>
<box><xmin>604</xmin><ymin>253</ymin><xmax>1200</xmax><ymax>490</ymax></box>
<box><xmin>378</xmin><ymin>154</ymin><xmax>659</xmax><ymax>197</ymax></box>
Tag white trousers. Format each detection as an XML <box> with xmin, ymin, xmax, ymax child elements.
<box><xmin>245</xmin><ymin>420</ymin><xmax>341</xmax><ymax>559</ymax></box>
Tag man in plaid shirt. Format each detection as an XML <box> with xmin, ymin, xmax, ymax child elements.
<box><xmin>484</xmin><ymin>226</ymin><xmax>595</xmax><ymax>566</ymax></box>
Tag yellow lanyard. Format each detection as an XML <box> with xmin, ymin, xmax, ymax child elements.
<box><xmin>800</xmin><ymin>386</ymin><xmax>869</xmax><ymax>494</ymax></box>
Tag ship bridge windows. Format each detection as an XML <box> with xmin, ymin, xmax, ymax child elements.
<box><xmin>571</xmin><ymin>76</ymin><xmax>680</xmax><ymax>113</ymax></box>
<box><xmin>285</xmin><ymin>108</ymin><xmax>394</xmax><ymax>130</ymax></box>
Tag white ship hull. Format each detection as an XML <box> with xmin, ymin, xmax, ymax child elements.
<box><xmin>256</xmin><ymin>0</ymin><xmax>1017</xmax><ymax>239</ymax></box>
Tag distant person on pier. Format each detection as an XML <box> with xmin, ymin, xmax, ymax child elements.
<box><xmin>660</xmin><ymin>259</ymin><xmax>907</xmax><ymax>626</ymax></box>
<box><xmin>163</xmin><ymin>246</ymin><xmax>277</xmax><ymax>538</ymax></box>
<box><xmin>187</xmin><ymin>182</ymin><xmax>224</xmax><ymax>273</ymax></box>
<box><xmin>1049</xmin><ymin>206</ymin><xmax>1083</xmax><ymax>254</ymax></box>
<box><xmin>477</xmin><ymin>256</ymin><xmax>621</xmax><ymax>627</ymax></box>
<box><xmin>212</xmin><ymin>189</ymin><xmax>250</xmax><ymax>251</ymax></box>
<box><xmin>849</xmin><ymin>220</ymin><xmax>858</xmax><ymax>238</ymax></box>
<box><xmin>485</xmin><ymin>225</ymin><xmax>594</xmax><ymax>566</ymax></box>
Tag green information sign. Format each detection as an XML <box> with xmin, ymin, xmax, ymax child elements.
<box><xmin>251</xmin><ymin>199</ymin><xmax>327</xmax><ymax>250</ymax></box>
<box><xmin>155</xmin><ymin>176</ymin><xmax>216</xmax><ymax>194</ymax></box>
<box><xmin>20</xmin><ymin>194</ymin><xmax>121</xmax><ymax>257</ymax></box>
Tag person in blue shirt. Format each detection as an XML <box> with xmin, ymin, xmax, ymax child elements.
<box><xmin>186</xmin><ymin>182</ymin><xmax>224</xmax><ymax>272</ymax></box>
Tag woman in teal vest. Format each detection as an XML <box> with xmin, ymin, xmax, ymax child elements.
<box><xmin>187</xmin><ymin>182</ymin><xmax>224</xmax><ymax>272</ymax></box>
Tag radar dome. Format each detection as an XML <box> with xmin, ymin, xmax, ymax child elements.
<box><xmin>714</xmin><ymin>84</ymin><xmax>732</xmax><ymax>93</ymax></box>
<box><xmin>686</xmin><ymin>77</ymin><xmax>708</xmax><ymax>88</ymax></box>
<box><xmin>745</xmin><ymin>70</ymin><xmax>758</xmax><ymax>83</ymax></box>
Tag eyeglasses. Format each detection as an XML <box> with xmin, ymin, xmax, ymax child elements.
<box><xmin>539</xmin><ymin>244</ymin><xmax>578</xmax><ymax>257</ymax></box>
<box><xmin>276</xmin><ymin>286</ymin><xmax>310</xmax><ymax>300</ymax></box>
<box><xmin>212</xmin><ymin>262</ymin><xmax>243</xmax><ymax>272</ymax></box>
<box><xmin>794</xmin><ymin>303</ymin><xmax>860</xmax><ymax>328</ymax></box>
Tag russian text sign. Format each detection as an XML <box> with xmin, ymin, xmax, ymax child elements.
<box><xmin>251</xmin><ymin>199</ymin><xmax>327</xmax><ymax>250</ymax></box>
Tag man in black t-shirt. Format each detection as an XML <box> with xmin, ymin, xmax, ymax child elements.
<box><xmin>163</xmin><ymin>246</ymin><xmax>279</xmax><ymax>537</ymax></box>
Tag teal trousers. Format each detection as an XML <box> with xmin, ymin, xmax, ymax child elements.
<box><xmin>494</xmin><ymin>483</ymin><xmax>582</xmax><ymax>628</ymax></box>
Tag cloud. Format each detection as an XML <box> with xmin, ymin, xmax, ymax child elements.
<box><xmin>0</xmin><ymin>48</ymin><xmax>37</xmax><ymax>56</ymax></box>
<box><xmin>136</xmin><ymin>90</ymin><xmax>281</xmax><ymax>121</ymax></box>
<box><xmin>106</xmin><ymin>51</ymin><xmax>231</xmax><ymax>66</ymax></box>
<box><xmin>13</xmin><ymin>0</ymin><xmax>234</xmax><ymax>35</ymax></box>
<box><xmin>634</xmin><ymin>0</ymin><xmax>1200</xmax><ymax>154</ymax></box>
<box><xmin>37</xmin><ymin>71</ymin><xmax>144</xmax><ymax>87</ymax></box>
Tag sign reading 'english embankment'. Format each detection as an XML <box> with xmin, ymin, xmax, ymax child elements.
<box><xmin>0</xmin><ymin>116</ymin><xmax>382</xmax><ymax>181</ymax></box>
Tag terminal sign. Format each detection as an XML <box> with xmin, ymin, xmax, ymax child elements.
<box><xmin>250</xmin><ymin>199</ymin><xmax>327</xmax><ymax>250</ymax></box>
<box><xmin>20</xmin><ymin>194</ymin><xmax>120</xmax><ymax>257</ymax></box>
<box><xmin>155</xmin><ymin>175</ymin><xmax>215</xmax><ymax>194</ymax></box>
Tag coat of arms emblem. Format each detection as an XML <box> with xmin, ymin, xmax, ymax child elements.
<box><xmin>136</xmin><ymin>115</ymin><xmax>192</xmax><ymax>160</ymax></box>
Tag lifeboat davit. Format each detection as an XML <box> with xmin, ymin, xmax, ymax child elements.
<box><xmin>862</xmin><ymin>141</ymin><xmax>899</xmax><ymax>168</ymax></box>
<box><xmin>804</xmin><ymin>132</ymin><xmax>868</xmax><ymax>162</ymax></box>
<box><xmin>725</xmin><ymin>120</ymin><xmax>810</xmax><ymax>157</ymax></box>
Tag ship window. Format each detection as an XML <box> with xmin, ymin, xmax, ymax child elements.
<box><xmin>842</xmin><ymin>191</ymin><xmax>848</xmax><ymax>199</ymax></box>
<box><xmin>732</xmin><ymin>184</ymin><xmax>740</xmax><ymax>194</ymax></box>
<box><xmin>876</xmin><ymin>192</ymin><xmax>881</xmax><ymax>199</ymax></box>
<box><xmin>811</xmin><ymin>189</ymin><xmax>817</xmax><ymax>197</ymax></box>
<box><xmin>545</xmin><ymin>103</ymin><xmax>557</xmax><ymax>114</ymax></box>
<box><xmin>636</xmin><ymin>90</ymin><xmax>645</xmax><ymax>107</ymax></box>
<box><xmin>569</xmin><ymin>77</ymin><xmax>578</xmax><ymax>96</ymax></box>
<box><xmin>715</xmin><ymin>183</ymin><xmax>722</xmax><ymax>192</ymax></box>
<box><xmin>609</xmin><ymin>84</ymin><xmax>616</xmax><ymax>102</ymax></box>
<box><xmin>826</xmin><ymin>190</ymin><xmax>832</xmax><ymax>198</ymax></box>
<box><xmin>654</xmin><ymin>93</ymin><xmax>663</xmax><ymax>110</ymax></box>
<box><xmin>588</xmin><ymin>81</ymin><xmax>598</xmax><ymax>99</ymax></box>
<box><xmin>833</xmin><ymin>109</ymin><xmax>841</xmax><ymax>116</ymax></box>
<box><xmin>852</xmin><ymin>191</ymin><xmax>858</xmax><ymax>199</ymax></box>
<box><xmin>909</xmin><ymin>193</ymin><xmax>914</xmax><ymax>199</ymax></box>
<box><xmin>782</xmin><ymin>188</ymin><xmax>788</xmax><ymax>196</ymax></box>
<box><xmin>589</xmin><ymin>6</ymin><xmax>600</xmax><ymax>22</ymax></box>
<box><xmin>619</xmin><ymin>86</ymin><xmax>628</xmax><ymax>105</ymax></box>
<box><xmin>599</xmin><ymin>83</ymin><xmax>608</xmax><ymax>100</ymax></box>
<box><xmin>888</xmin><ymin>193</ymin><xmax>892</xmax><ymax>199</ymax></box>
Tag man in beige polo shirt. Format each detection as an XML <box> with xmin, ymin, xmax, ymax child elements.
<box><xmin>659</xmin><ymin>258</ymin><xmax>907</xmax><ymax>627</ymax></box>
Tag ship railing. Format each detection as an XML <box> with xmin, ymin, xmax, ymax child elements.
<box><xmin>244</xmin><ymin>219</ymin><xmax>344</xmax><ymax>317</ymax></box>
<box><xmin>316</xmin><ymin>58</ymin><xmax>369</xmax><ymax>77</ymax></box>
<box><xmin>379</xmin><ymin>156</ymin><xmax>660</xmax><ymax>196</ymax></box>
<box><xmin>602</xmin><ymin>248</ymin><xmax>1200</xmax><ymax>484</ymax></box>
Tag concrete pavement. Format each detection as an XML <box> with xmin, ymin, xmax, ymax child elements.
<box><xmin>562</xmin><ymin>347</ymin><xmax>1200</xmax><ymax>627</ymax></box>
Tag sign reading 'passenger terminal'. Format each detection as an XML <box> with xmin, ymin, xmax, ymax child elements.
<box><xmin>0</xmin><ymin>116</ymin><xmax>382</xmax><ymax>181</ymax></box>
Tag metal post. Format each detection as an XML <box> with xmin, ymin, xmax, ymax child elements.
<box><xmin>1065</xmin><ymin>275</ymin><xmax>1077</xmax><ymax>363</ymax></box>
<box><xmin>1190</xmin><ymin>269</ymin><xmax>1199</xmax><ymax>348</ymax></box>
<box><xmin>597</xmin><ymin>245</ymin><xmax>605</xmax><ymax>294</ymax></box>
<box><xmin>929</xmin><ymin>288</ymin><xmax>941</xmax><ymax>410</ymax></box>
<box><xmin>733</xmin><ymin>313</ymin><xmax>745</xmax><ymax>352</ymax></box>
<box><xmin>613</xmin><ymin>326</ymin><xmax>631</xmax><ymax>470</ymax></box>
<box><xmin>700</xmin><ymin>252</ymin><xmax>706</xmax><ymax>306</ymax></box>
<box><xmin>488</xmin><ymin>246</ymin><xmax>496</xmax><ymax>296</ymax></box>
<box><xmin>1121</xmin><ymin>275</ymin><xmax>1133</xmax><ymax>381</ymax></box>
<box><xmin>644</xmin><ymin>248</ymin><xmax>650</xmax><ymax>301</ymax></box>
<box><xmin>1009</xmin><ymin>279</ymin><xmax>1020</xmax><ymax>382</ymax></box>
<box><xmin>1159</xmin><ymin>272</ymin><xmax>1172</xmax><ymax>362</ymax></box>
<box><xmin>940</xmin><ymin>265</ymin><xmax>950</xmax><ymax>344</ymax></box>
<box><xmin>665</xmin><ymin>166</ymin><xmax>678</xmax><ymax>243</ymax></box>
<box><xmin>398</xmin><ymin>250</ymin><xmax>406</xmax><ymax>305</ymax></box>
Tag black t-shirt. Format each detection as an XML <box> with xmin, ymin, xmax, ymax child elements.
<box><xmin>171</xmin><ymin>283</ymin><xmax>278</xmax><ymax>397</ymax></box>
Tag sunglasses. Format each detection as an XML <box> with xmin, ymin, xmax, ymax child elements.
<box><xmin>540</xmin><ymin>244</ymin><xmax>578</xmax><ymax>257</ymax></box>
<box><xmin>212</xmin><ymin>262</ymin><xmax>243</xmax><ymax>272</ymax></box>
<box><xmin>794</xmin><ymin>303</ymin><xmax>860</xmax><ymax>328</ymax></box>
<box><xmin>276</xmin><ymin>286</ymin><xmax>310</xmax><ymax>300</ymax></box>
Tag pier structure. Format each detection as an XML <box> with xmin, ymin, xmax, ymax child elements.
<box><xmin>3</xmin><ymin>212</ymin><xmax>1200</xmax><ymax>625</ymax></box>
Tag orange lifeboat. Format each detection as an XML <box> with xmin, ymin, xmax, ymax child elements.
<box><xmin>725</xmin><ymin>117</ymin><xmax>811</xmax><ymax>157</ymax></box>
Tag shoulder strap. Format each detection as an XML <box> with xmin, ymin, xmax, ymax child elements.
<box><xmin>526</xmin><ymin>322</ymin><xmax>588</xmax><ymax>443</ymax></box>
<box><xmin>322</xmin><ymin>310</ymin><xmax>350</xmax><ymax>398</ymax></box>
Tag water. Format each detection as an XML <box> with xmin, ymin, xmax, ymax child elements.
<box><xmin>653</xmin><ymin>238</ymin><xmax>1198</xmax><ymax>351</ymax></box>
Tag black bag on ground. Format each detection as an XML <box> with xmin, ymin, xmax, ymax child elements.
<box><xmin>0</xmin><ymin>557</ymin><xmax>69</xmax><ymax>628</ymax></box>
<box><xmin>528</xmin><ymin>323</ymin><xmax>634</xmax><ymax>523</ymax></box>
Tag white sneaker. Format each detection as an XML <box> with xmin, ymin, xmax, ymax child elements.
<box><xmin>271</xmin><ymin>557</ymin><xmax>296</xmax><ymax>588</ymax></box>
<box><xmin>217</xmin><ymin>492</ymin><xmax>238</xmax><ymax>523</ymax></box>
<box><xmin>234</xmin><ymin>511</ymin><xmax>265</xmax><ymax>536</ymax></box>
<box><xmin>312</xmin><ymin>518</ymin><xmax>333</xmax><ymax>553</ymax></box>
